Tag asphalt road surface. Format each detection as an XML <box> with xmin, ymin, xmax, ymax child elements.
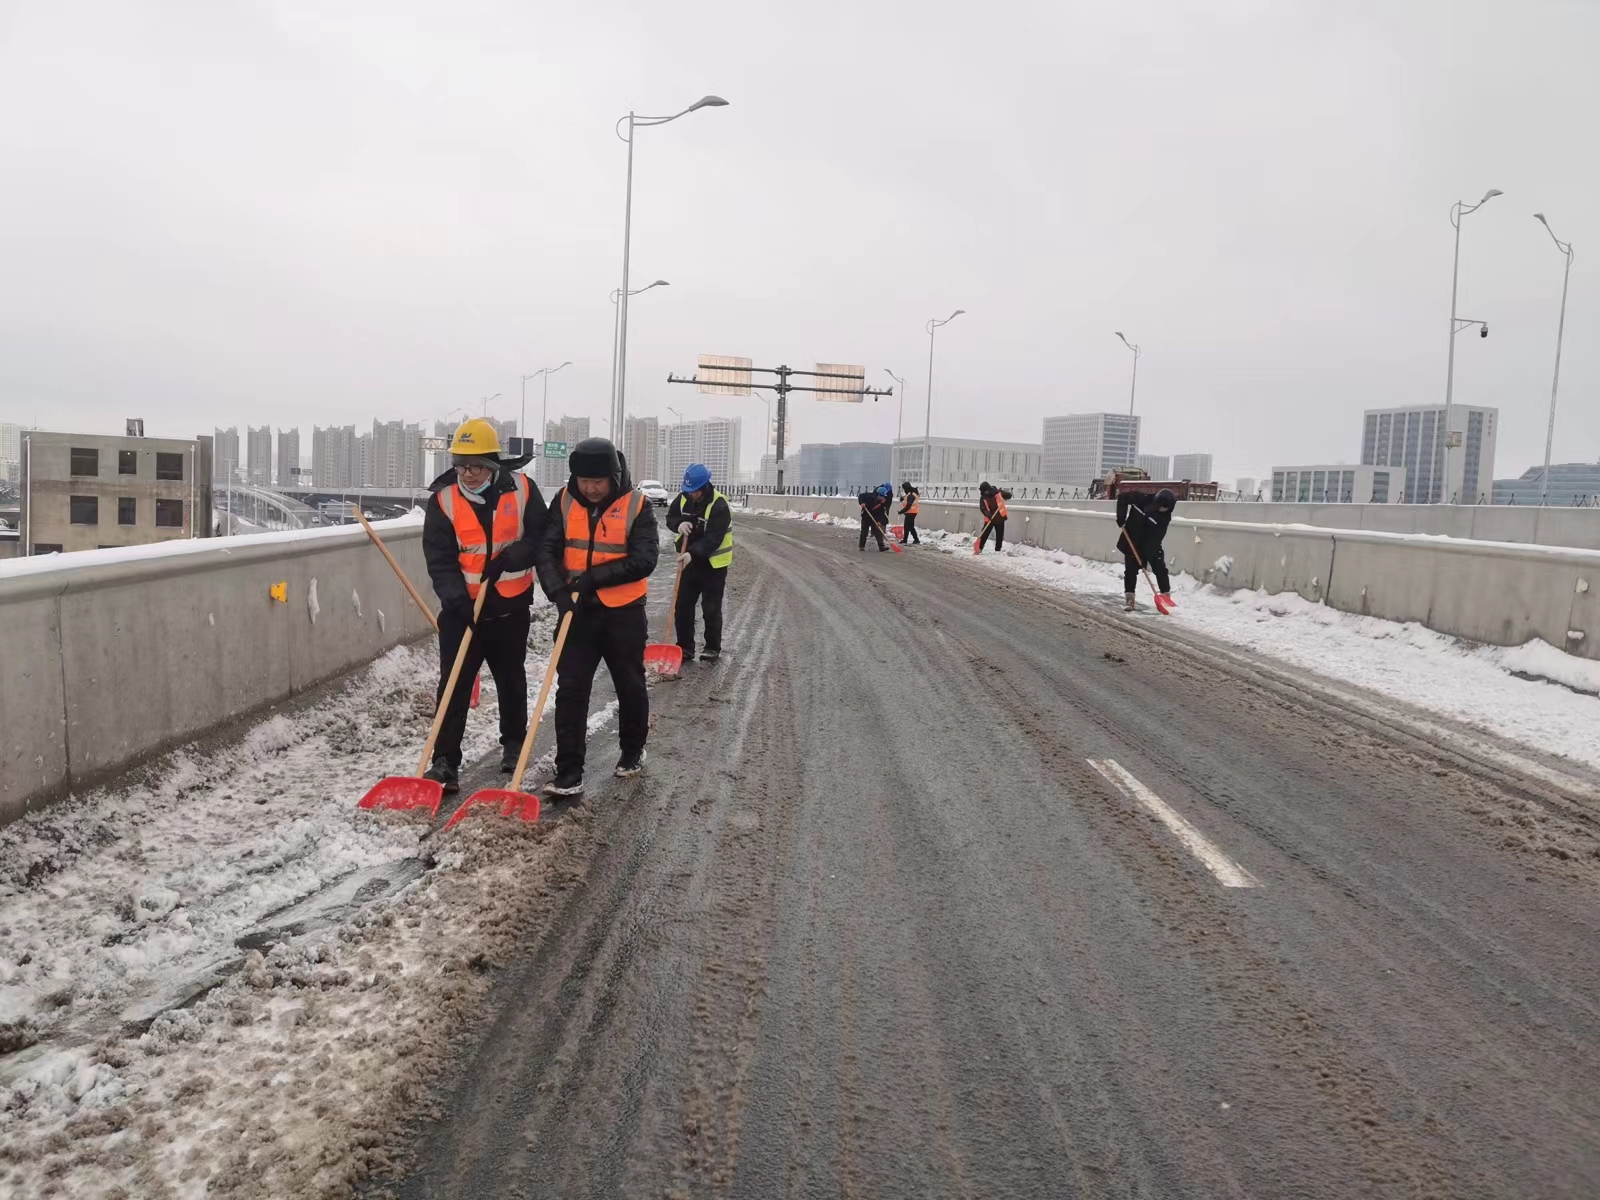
<box><xmin>395</xmin><ymin>513</ymin><xmax>1600</xmax><ymax>1200</ymax></box>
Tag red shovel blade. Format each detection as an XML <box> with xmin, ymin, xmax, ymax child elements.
<box><xmin>890</xmin><ymin>524</ymin><xmax>904</xmax><ymax>539</ymax></box>
<box><xmin>357</xmin><ymin>776</ymin><xmax>443</xmax><ymax>817</ymax></box>
<box><xmin>470</xmin><ymin>674</ymin><xmax>481</xmax><ymax>709</ymax></box>
<box><xmin>1154</xmin><ymin>593</ymin><xmax>1177</xmax><ymax>615</ymax></box>
<box><xmin>643</xmin><ymin>642</ymin><xmax>683</xmax><ymax>677</ymax></box>
<box><xmin>442</xmin><ymin>788</ymin><xmax>541</xmax><ymax>832</ymax></box>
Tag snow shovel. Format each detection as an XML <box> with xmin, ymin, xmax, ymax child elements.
<box><xmin>357</xmin><ymin>583</ymin><xmax>490</xmax><ymax>816</ymax></box>
<box><xmin>1120</xmin><ymin>524</ymin><xmax>1176</xmax><ymax>615</ymax></box>
<box><xmin>444</xmin><ymin>598</ymin><xmax>576</xmax><ymax>831</ymax></box>
<box><xmin>356</xmin><ymin>508</ymin><xmax>481</xmax><ymax>709</ymax></box>
<box><xmin>973</xmin><ymin>513</ymin><xmax>996</xmax><ymax>555</ymax></box>
<box><xmin>643</xmin><ymin>536</ymin><xmax>687</xmax><ymax>678</ymax></box>
<box><xmin>860</xmin><ymin>506</ymin><xmax>903</xmax><ymax>553</ymax></box>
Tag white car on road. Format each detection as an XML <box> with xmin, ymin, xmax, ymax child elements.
<box><xmin>638</xmin><ymin>479</ymin><xmax>670</xmax><ymax>507</ymax></box>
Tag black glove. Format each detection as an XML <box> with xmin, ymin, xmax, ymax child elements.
<box><xmin>444</xmin><ymin>594</ymin><xmax>475</xmax><ymax>624</ymax></box>
<box><xmin>481</xmin><ymin>555</ymin><xmax>508</xmax><ymax>584</ymax></box>
<box><xmin>552</xmin><ymin>590</ymin><xmax>577</xmax><ymax>617</ymax></box>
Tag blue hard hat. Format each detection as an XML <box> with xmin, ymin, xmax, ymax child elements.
<box><xmin>876</xmin><ymin>483</ymin><xmax>892</xmax><ymax>498</ymax></box>
<box><xmin>682</xmin><ymin>463</ymin><xmax>712</xmax><ymax>493</ymax></box>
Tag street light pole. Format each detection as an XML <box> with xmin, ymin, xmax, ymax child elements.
<box><xmin>884</xmin><ymin>368</ymin><xmax>907</xmax><ymax>478</ymax></box>
<box><xmin>1534</xmin><ymin>213</ymin><xmax>1575</xmax><ymax>506</ymax></box>
<box><xmin>481</xmin><ymin>393</ymin><xmax>501</xmax><ymax>417</ymax></box>
<box><xmin>1443</xmin><ymin>188</ymin><xmax>1502</xmax><ymax>503</ymax></box>
<box><xmin>924</xmin><ymin>310</ymin><xmax>965</xmax><ymax>488</ymax></box>
<box><xmin>609</xmin><ymin>281</ymin><xmax>670</xmax><ymax>443</ymax></box>
<box><xmin>613</xmin><ymin>96</ymin><xmax>727</xmax><ymax>437</ymax></box>
<box><xmin>1114</xmin><ymin>332</ymin><xmax>1141</xmax><ymax>419</ymax></box>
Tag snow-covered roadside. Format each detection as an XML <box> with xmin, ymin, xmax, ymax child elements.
<box><xmin>0</xmin><ymin>604</ymin><xmax>614</xmax><ymax>1197</ymax></box>
<box><xmin>753</xmin><ymin>508</ymin><xmax>1600</xmax><ymax>772</ymax></box>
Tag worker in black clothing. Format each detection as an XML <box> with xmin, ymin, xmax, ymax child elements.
<box><xmin>1117</xmin><ymin>486</ymin><xmax>1176</xmax><ymax>611</ymax></box>
<box><xmin>977</xmin><ymin>481</ymin><xmax>1012</xmax><ymax>553</ymax></box>
<box><xmin>666</xmin><ymin>463</ymin><xmax>734</xmax><ymax>663</ymax></box>
<box><xmin>534</xmin><ymin>438</ymin><xmax>659</xmax><ymax>797</ymax></box>
<box><xmin>421</xmin><ymin>418</ymin><xmax>547</xmax><ymax>792</ymax></box>
<box><xmin>898</xmin><ymin>481</ymin><xmax>921</xmax><ymax>545</ymax></box>
<box><xmin>858</xmin><ymin>483</ymin><xmax>893</xmax><ymax>551</ymax></box>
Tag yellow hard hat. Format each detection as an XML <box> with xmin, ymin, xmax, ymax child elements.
<box><xmin>450</xmin><ymin>418</ymin><xmax>502</xmax><ymax>457</ymax></box>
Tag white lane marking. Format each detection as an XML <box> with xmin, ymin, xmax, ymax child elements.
<box><xmin>1087</xmin><ymin>759</ymin><xmax>1262</xmax><ymax>889</ymax></box>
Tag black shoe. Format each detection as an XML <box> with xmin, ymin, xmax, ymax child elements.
<box><xmin>878</xmin><ymin>545</ymin><xmax>890</xmax><ymax>552</ymax></box>
<box><xmin>614</xmin><ymin>750</ymin><xmax>647</xmax><ymax>778</ymax></box>
<box><xmin>499</xmin><ymin>744</ymin><xmax>521</xmax><ymax>774</ymax></box>
<box><xmin>678</xmin><ymin>645</ymin><xmax>695</xmax><ymax>662</ymax></box>
<box><xmin>423</xmin><ymin>758</ymin><xmax>459</xmax><ymax>794</ymax></box>
<box><xmin>699</xmin><ymin>650</ymin><xmax>720</xmax><ymax>663</ymax></box>
<box><xmin>545</xmin><ymin>770</ymin><xmax>584</xmax><ymax>797</ymax></box>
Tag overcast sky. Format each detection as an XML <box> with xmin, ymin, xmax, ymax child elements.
<box><xmin>1</xmin><ymin>0</ymin><xmax>1595</xmax><ymax>486</ymax></box>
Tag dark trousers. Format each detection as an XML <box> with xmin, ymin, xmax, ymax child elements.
<box><xmin>860</xmin><ymin>512</ymin><xmax>887</xmax><ymax>549</ymax></box>
<box><xmin>978</xmin><ymin>516</ymin><xmax>1006</xmax><ymax>551</ymax></box>
<box><xmin>554</xmin><ymin>602</ymin><xmax>649</xmax><ymax>777</ymax></box>
<box><xmin>435</xmin><ymin>605</ymin><xmax>530</xmax><ymax>768</ymax></box>
<box><xmin>899</xmin><ymin>513</ymin><xmax>920</xmax><ymax>544</ymax></box>
<box><xmin>1123</xmin><ymin>548</ymin><xmax>1170</xmax><ymax>593</ymax></box>
<box><xmin>675</xmin><ymin>562</ymin><xmax>727</xmax><ymax>657</ymax></box>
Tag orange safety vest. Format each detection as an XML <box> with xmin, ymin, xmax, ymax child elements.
<box><xmin>560</xmin><ymin>487</ymin><xmax>648</xmax><ymax>607</ymax></box>
<box><xmin>437</xmin><ymin>474</ymin><xmax>534</xmax><ymax>598</ymax></box>
<box><xmin>903</xmin><ymin>492</ymin><xmax>920</xmax><ymax>515</ymax></box>
<box><xmin>983</xmin><ymin>492</ymin><xmax>1007</xmax><ymax>520</ymax></box>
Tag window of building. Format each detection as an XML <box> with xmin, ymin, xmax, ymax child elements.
<box><xmin>33</xmin><ymin>543</ymin><xmax>63</xmax><ymax>554</ymax></box>
<box><xmin>118</xmin><ymin>450</ymin><xmax>138</xmax><ymax>475</ymax></box>
<box><xmin>155</xmin><ymin>499</ymin><xmax>185</xmax><ymax>528</ymax></box>
<box><xmin>70</xmin><ymin>447</ymin><xmax>99</xmax><ymax>476</ymax></box>
<box><xmin>69</xmin><ymin>495</ymin><xmax>99</xmax><ymax>525</ymax></box>
<box><xmin>1373</xmin><ymin>472</ymin><xmax>1390</xmax><ymax>503</ymax></box>
<box><xmin>118</xmin><ymin>497</ymin><xmax>137</xmax><ymax>525</ymax></box>
<box><xmin>155</xmin><ymin>452</ymin><xmax>185</xmax><ymax>481</ymax></box>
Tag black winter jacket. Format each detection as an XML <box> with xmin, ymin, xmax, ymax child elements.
<box><xmin>423</xmin><ymin>466</ymin><xmax>548</xmax><ymax>621</ymax></box>
<box><xmin>534</xmin><ymin>465</ymin><xmax>660</xmax><ymax>610</ymax></box>
<box><xmin>858</xmin><ymin>491</ymin><xmax>892</xmax><ymax>524</ymax></box>
<box><xmin>1116</xmin><ymin>493</ymin><xmax>1172</xmax><ymax>557</ymax></box>
<box><xmin>666</xmin><ymin>490</ymin><xmax>732</xmax><ymax>565</ymax></box>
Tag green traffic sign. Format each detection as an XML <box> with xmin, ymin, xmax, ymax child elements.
<box><xmin>543</xmin><ymin>440</ymin><xmax>567</xmax><ymax>458</ymax></box>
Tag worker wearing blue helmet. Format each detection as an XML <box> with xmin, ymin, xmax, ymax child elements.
<box><xmin>665</xmin><ymin>463</ymin><xmax>734</xmax><ymax>663</ymax></box>
<box><xmin>857</xmin><ymin>482</ymin><xmax>894</xmax><ymax>551</ymax></box>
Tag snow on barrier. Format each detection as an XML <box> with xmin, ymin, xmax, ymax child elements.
<box><xmin>751</xmin><ymin>495</ymin><xmax>1600</xmax><ymax>663</ymax></box>
<box><xmin>0</xmin><ymin>517</ymin><xmax>434</xmax><ymax>824</ymax></box>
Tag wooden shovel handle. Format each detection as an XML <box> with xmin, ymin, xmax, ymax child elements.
<box><xmin>508</xmin><ymin>596</ymin><xmax>577</xmax><ymax>791</ymax></box>
<box><xmin>415</xmin><ymin>584</ymin><xmax>491</xmax><ymax>776</ymax></box>
<box><xmin>661</xmin><ymin>534</ymin><xmax>687</xmax><ymax>642</ymax></box>
<box><xmin>357</xmin><ymin>509</ymin><xmax>439</xmax><ymax>633</ymax></box>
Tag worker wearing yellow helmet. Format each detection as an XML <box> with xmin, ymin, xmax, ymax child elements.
<box><xmin>420</xmin><ymin>418</ymin><xmax>546</xmax><ymax>792</ymax></box>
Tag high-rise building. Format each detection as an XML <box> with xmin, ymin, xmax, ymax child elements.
<box><xmin>537</xmin><ymin>415</ymin><xmax>592</xmax><ymax>488</ymax></box>
<box><xmin>1172</xmin><ymin>453</ymin><xmax>1214</xmax><ymax>482</ymax></box>
<box><xmin>1361</xmin><ymin>404</ymin><xmax>1497</xmax><ymax>504</ymax></box>
<box><xmin>1135</xmin><ymin>454</ymin><xmax>1170</xmax><ymax>478</ymax></box>
<box><xmin>892</xmin><ymin>437</ymin><xmax>1044</xmax><ymax>487</ymax></box>
<box><xmin>661</xmin><ymin>417</ymin><xmax>742</xmax><ymax>489</ymax></box>
<box><xmin>370</xmin><ymin>420</ymin><xmax>425</xmax><ymax>488</ymax></box>
<box><xmin>311</xmin><ymin>424</ymin><xmax>357</xmax><ymax>488</ymax></box>
<box><xmin>1041</xmin><ymin>414</ymin><xmax>1139</xmax><ymax>487</ymax></box>
<box><xmin>1492</xmin><ymin>462</ymin><xmax>1600</xmax><ymax>506</ymax></box>
<box><xmin>276</xmin><ymin>427</ymin><xmax>301</xmax><ymax>488</ymax></box>
<box><xmin>623</xmin><ymin>415</ymin><xmax>662</xmax><ymax>484</ymax></box>
<box><xmin>352</xmin><ymin>433</ymin><xmax>372</xmax><ymax>487</ymax></box>
<box><xmin>212</xmin><ymin>427</ymin><xmax>241</xmax><ymax>483</ymax></box>
<box><xmin>0</xmin><ymin>422</ymin><xmax>22</xmax><ymax>484</ymax></box>
<box><xmin>246</xmin><ymin>426</ymin><xmax>273</xmax><ymax>487</ymax></box>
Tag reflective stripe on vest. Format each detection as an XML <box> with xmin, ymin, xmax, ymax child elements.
<box><xmin>560</xmin><ymin>487</ymin><xmax>649</xmax><ymax>607</ymax></box>
<box><xmin>437</xmin><ymin>474</ymin><xmax>533</xmax><ymax>598</ymax></box>
<box><xmin>903</xmin><ymin>493</ymin><xmax>920</xmax><ymax>515</ymax></box>
<box><xmin>706</xmin><ymin>490</ymin><xmax>733</xmax><ymax>569</ymax></box>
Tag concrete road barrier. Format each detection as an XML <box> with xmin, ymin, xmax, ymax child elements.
<box><xmin>0</xmin><ymin>518</ymin><xmax>435</xmax><ymax>825</ymax></box>
<box><xmin>751</xmin><ymin>495</ymin><xmax>1598</xmax><ymax>663</ymax></box>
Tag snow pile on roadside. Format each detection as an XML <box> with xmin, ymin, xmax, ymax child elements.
<box><xmin>748</xmin><ymin>508</ymin><xmax>1600</xmax><ymax>771</ymax></box>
